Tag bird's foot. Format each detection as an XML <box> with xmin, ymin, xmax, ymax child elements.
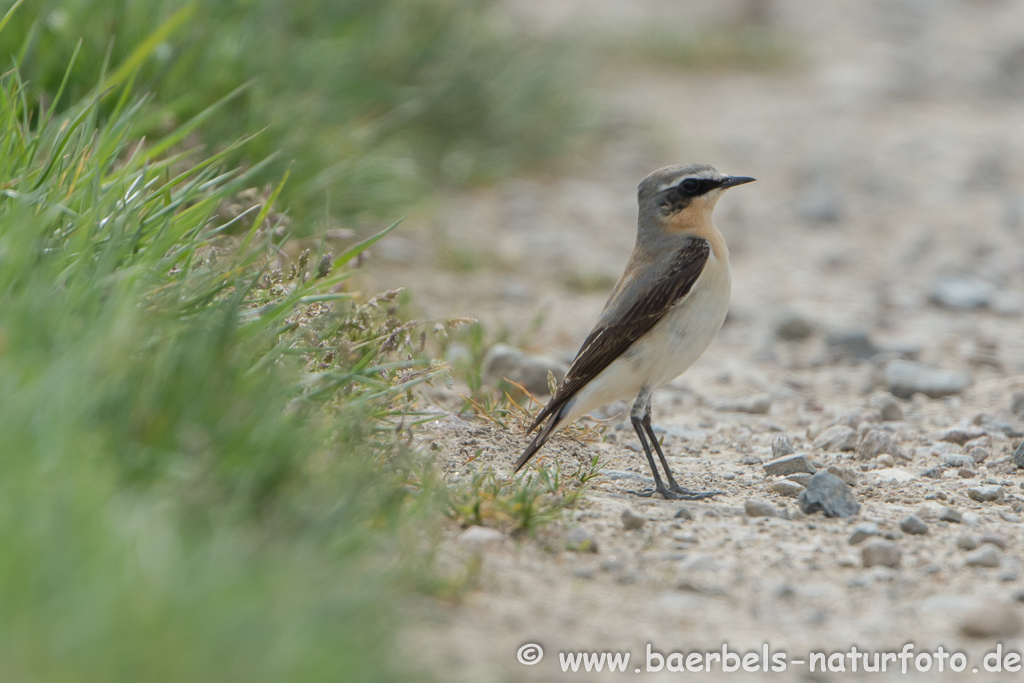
<box><xmin>629</xmin><ymin>486</ymin><xmax>721</xmax><ymax>501</ymax></box>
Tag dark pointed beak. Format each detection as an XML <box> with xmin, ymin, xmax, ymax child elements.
<box><xmin>719</xmin><ymin>176</ymin><xmax>756</xmax><ymax>188</ymax></box>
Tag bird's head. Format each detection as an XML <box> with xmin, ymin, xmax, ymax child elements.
<box><xmin>637</xmin><ymin>164</ymin><xmax>755</xmax><ymax>232</ymax></box>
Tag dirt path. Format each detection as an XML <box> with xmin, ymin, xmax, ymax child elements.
<box><xmin>368</xmin><ymin>1</ymin><xmax>1024</xmax><ymax>680</ymax></box>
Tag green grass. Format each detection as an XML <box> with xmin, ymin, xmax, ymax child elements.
<box><xmin>0</xmin><ymin>14</ymin><xmax>451</xmax><ymax>679</ymax></box>
<box><xmin>2</xmin><ymin>0</ymin><xmax>590</xmax><ymax>223</ymax></box>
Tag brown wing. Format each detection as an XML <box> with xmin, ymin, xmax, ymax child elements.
<box><xmin>525</xmin><ymin>236</ymin><xmax>711</xmax><ymax>435</ymax></box>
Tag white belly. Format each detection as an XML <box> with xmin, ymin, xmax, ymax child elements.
<box><xmin>561</xmin><ymin>254</ymin><xmax>730</xmax><ymax>424</ymax></box>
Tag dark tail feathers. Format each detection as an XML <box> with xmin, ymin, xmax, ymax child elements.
<box><xmin>514</xmin><ymin>407</ymin><xmax>565</xmax><ymax>472</ymax></box>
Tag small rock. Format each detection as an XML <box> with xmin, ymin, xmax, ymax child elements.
<box><xmin>930</xmin><ymin>276</ymin><xmax>995</xmax><ymax>310</ymax></box>
<box><xmin>482</xmin><ymin>343</ymin><xmax>567</xmax><ymax>396</ymax></box>
<box><xmin>772</xmin><ymin>434</ymin><xmax>796</xmax><ymax>458</ymax></box>
<box><xmin>958</xmin><ymin>535</ymin><xmax>980</xmax><ymax>551</ymax></box>
<box><xmin>981</xmin><ymin>533</ymin><xmax>1008</xmax><ymax>550</ymax></box>
<box><xmin>962</xmin><ymin>512</ymin><xmax>982</xmax><ymax>527</ymax></box>
<box><xmin>861</xmin><ymin>539</ymin><xmax>902</xmax><ymax>568</ymax></box>
<box><xmin>848</xmin><ymin>522</ymin><xmax>880</xmax><ymax>545</ymax></box>
<box><xmin>814</xmin><ymin>425</ymin><xmax>858</xmax><ymax>452</ymax></box>
<box><xmin>719</xmin><ymin>393</ymin><xmax>772</xmax><ymax>414</ymax></box>
<box><xmin>941</xmin><ymin>424</ymin><xmax>986</xmax><ymax>445</ymax></box>
<box><xmin>621</xmin><ymin>507</ymin><xmax>646</xmax><ymax>531</ymax></box>
<box><xmin>968</xmin><ymin>447</ymin><xmax>990</xmax><ymax>464</ymax></box>
<box><xmin>857</xmin><ymin>430</ymin><xmax>899</xmax><ymax>460</ymax></box>
<box><xmin>798</xmin><ymin>472</ymin><xmax>860</xmax><ymax>518</ymax></box>
<box><xmin>458</xmin><ymin>525</ymin><xmax>507</xmax><ymax>548</ymax></box>
<box><xmin>786</xmin><ymin>473</ymin><xmax>813</xmax><ymax>486</ymax></box>
<box><xmin>826</xmin><ymin>465</ymin><xmax>859</xmax><ymax>486</ymax></box>
<box><xmin>960</xmin><ymin>603</ymin><xmax>1023</xmax><ymax>638</ymax></box>
<box><xmin>763</xmin><ymin>454</ymin><xmax>817</xmax><ymax>477</ymax></box>
<box><xmin>1012</xmin><ymin>392</ymin><xmax>1024</xmax><ymax>418</ymax></box>
<box><xmin>899</xmin><ymin>515</ymin><xmax>928</xmax><ymax>535</ymax></box>
<box><xmin>745</xmin><ymin>500</ymin><xmax>778</xmax><ymax>518</ymax></box>
<box><xmin>775</xmin><ymin>311</ymin><xmax>815</xmax><ymax>341</ymax></box>
<box><xmin>941</xmin><ymin>507</ymin><xmax>963</xmax><ymax>523</ymax></box>
<box><xmin>915</xmin><ymin>502</ymin><xmax>945</xmax><ymax>520</ymax></box>
<box><xmin>769</xmin><ymin>480</ymin><xmax>806</xmax><ymax>497</ymax></box>
<box><xmin>958</xmin><ymin>467</ymin><xmax>976</xmax><ymax>478</ymax></box>
<box><xmin>674</xmin><ymin>507</ymin><xmax>694</xmax><ymax>521</ymax></box>
<box><xmin>566</xmin><ymin>526</ymin><xmax>599</xmax><ymax>553</ymax></box>
<box><xmin>965</xmin><ymin>545</ymin><xmax>1001</xmax><ymax>568</ymax></box>
<box><xmin>884</xmin><ymin>360</ymin><xmax>970</xmax><ymax>399</ymax></box>
<box><xmin>826</xmin><ymin>330</ymin><xmax>879</xmax><ymax>361</ymax></box>
<box><xmin>967</xmin><ymin>485</ymin><xmax>1004</xmax><ymax>502</ymax></box>
<box><xmin>673</xmin><ymin>531</ymin><xmax>698</xmax><ymax>544</ymax></box>
<box><xmin>868</xmin><ymin>392</ymin><xmax>903</xmax><ymax>421</ymax></box>
<box><xmin>921</xmin><ymin>467</ymin><xmax>943</xmax><ymax>479</ymax></box>
<box><xmin>876</xmin><ymin>453</ymin><xmax>895</xmax><ymax>468</ymax></box>
<box><xmin>1013</xmin><ymin>441</ymin><xmax>1024</xmax><ymax>470</ymax></box>
<box><xmin>943</xmin><ymin>454</ymin><xmax>975</xmax><ymax>468</ymax></box>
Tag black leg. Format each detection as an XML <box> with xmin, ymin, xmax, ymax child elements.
<box><xmin>641</xmin><ymin>411</ymin><xmax>722</xmax><ymax>500</ymax></box>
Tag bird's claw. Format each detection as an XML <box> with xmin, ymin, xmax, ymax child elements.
<box><xmin>628</xmin><ymin>486</ymin><xmax>722</xmax><ymax>501</ymax></box>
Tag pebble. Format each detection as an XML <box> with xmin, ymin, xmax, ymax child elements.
<box><xmin>861</xmin><ymin>539</ymin><xmax>902</xmax><ymax>568</ymax></box>
<box><xmin>772</xmin><ymin>434</ymin><xmax>796</xmax><ymax>458</ymax></box>
<box><xmin>826</xmin><ymin>330</ymin><xmax>879</xmax><ymax>361</ymax></box>
<box><xmin>921</xmin><ymin>467</ymin><xmax>943</xmax><ymax>479</ymax></box>
<box><xmin>621</xmin><ymin>507</ymin><xmax>646</xmax><ymax>531</ymax></box>
<box><xmin>769</xmin><ymin>480</ymin><xmax>806</xmax><ymax>497</ymax></box>
<box><xmin>981</xmin><ymin>533</ymin><xmax>1008</xmax><ymax>550</ymax></box>
<box><xmin>826</xmin><ymin>465</ymin><xmax>859</xmax><ymax>486</ymax></box>
<box><xmin>899</xmin><ymin>514</ymin><xmax>928</xmax><ymax>535</ymax></box>
<box><xmin>962</xmin><ymin>512</ymin><xmax>982</xmax><ymax>527</ymax></box>
<box><xmin>786</xmin><ymin>473</ymin><xmax>813</xmax><ymax>486</ymax></box>
<box><xmin>968</xmin><ymin>446</ymin><xmax>990</xmax><ymax>464</ymax></box>
<box><xmin>1012</xmin><ymin>391</ymin><xmax>1024</xmax><ymax>418</ymax></box>
<box><xmin>848</xmin><ymin>522</ymin><xmax>880</xmax><ymax>545</ymax></box>
<box><xmin>857</xmin><ymin>430</ymin><xmax>899</xmax><ymax>460</ymax></box>
<box><xmin>876</xmin><ymin>453</ymin><xmax>895</xmax><ymax>468</ymax></box>
<box><xmin>1013</xmin><ymin>441</ymin><xmax>1024</xmax><ymax>470</ymax></box>
<box><xmin>457</xmin><ymin>525</ymin><xmax>507</xmax><ymax>548</ymax></box>
<box><xmin>868</xmin><ymin>392</ymin><xmax>903</xmax><ymax>421</ymax></box>
<box><xmin>965</xmin><ymin>545</ymin><xmax>1001</xmax><ymax>568</ymax></box>
<box><xmin>940</xmin><ymin>424</ymin><xmax>986</xmax><ymax>445</ymax></box>
<box><xmin>566</xmin><ymin>526</ymin><xmax>599</xmax><ymax>553</ymax></box>
<box><xmin>672</xmin><ymin>531</ymin><xmax>698</xmax><ymax>544</ymax></box>
<box><xmin>718</xmin><ymin>393</ymin><xmax>772</xmax><ymax>414</ymax></box>
<box><xmin>960</xmin><ymin>603</ymin><xmax>1023</xmax><ymax>638</ymax></box>
<box><xmin>943</xmin><ymin>454</ymin><xmax>975</xmax><ymax>468</ymax></box>
<box><xmin>745</xmin><ymin>500</ymin><xmax>778</xmax><ymax>518</ymax></box>
<box><xmin>775</xmin><ymin>311</ymin><xmax>815</xmax><ymax>341</ymax></box>
<box><xmin>763</xmin><ymin>454</ymin><xmax>817</xmax><ymax>477</ymax></box>
<box><xmin>798</xmin><ymin>472</ymin><xmax>860</xmax><ymax>518</ymax></box>
<box><xmin>941</xmin><ymin>507</ymin><xmax>963</xmax><ymax>523</ymax></box>
<box><xmin>958</xmin><ymin>467</ymin><xmax>976</xmax><ymax>478</ymax></box>
<box><xmin>958</xmin><ymin>535</ymin><xmax>980</xmax><ymax>551</ymax></box>
<box><xmin>482</xmin><ymin>343</ymin><xmax>567</xmax><ymax>396</ymax></box>
<box><xmin>813</xmin><ymin>425</ymin><xmax>858</xmax><ymax>452</ymax></box>
<box><xmin>967</xmin><ymin>485</ymin><xmax>1004</xmax><ymax>502</ymax></box>
<box><xmin>674</xmin><ymin>507</ymin><xmax>694</xmax><ymax>521</ymax></box>
<box><xmin>884</xmin><ymin>359</ymin><xmax>970</xmax><ymax>399</ymax></box>
<box><xmin>929</xmin><ymin>276</ymin><xmax>995</xmax><ymax>310</ymax></box>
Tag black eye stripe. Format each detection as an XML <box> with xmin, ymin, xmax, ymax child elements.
<box><xmin>676</xmin><ymin>178</ymin><xmax>718</xmax><ymax>196</ymax></box>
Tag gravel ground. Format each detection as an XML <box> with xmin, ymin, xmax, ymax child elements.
<box><xmin>367</xmin><ymin>1</ymin><xmax>1024</xmax><ymax>680</ymax></box>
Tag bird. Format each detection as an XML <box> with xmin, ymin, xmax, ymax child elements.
<box><xmin>514</xmin><ymin>164</ymin><xmax>755</xmax><ymax>500</ymax></box>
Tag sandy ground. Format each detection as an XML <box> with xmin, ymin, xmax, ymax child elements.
<box><xmin>365</xmin><ymin>1</ymin><xmax>1024</xmax><ymax>680</ymax></box>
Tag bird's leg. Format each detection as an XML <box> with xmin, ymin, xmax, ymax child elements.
<box><xmin>628</xmin><ymin>396</ymin><xmax>673</xmax><ymax>499</ymax></box>
<box><xmin>641</xmin><ymin>404</ymin><xmax>722</xmax><ymax>501</ymax></box>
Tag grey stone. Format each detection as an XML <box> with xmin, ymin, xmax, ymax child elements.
<box><xmin>958</xmin><ymin>535</ymin><xmax>980</xmax><ymax>551</ymax></box>
<box><xmin>826</xmin><ymin>465</ymin><xmax>859</xmax><ymax>486</ymax></box>
<box><xmin>775</xmin><ymin>311</ymin><xmax>815</xmax><ymax>341</ymax></box>
<box><xmin>959</xmin><ymin>467</ymin><xmax>976</xmax><ymax>478</ymax></box>
<box><xmin>786</xmin><ymin>473</ymin><xmax>813</xmax><ymax>486</ymax></box>
<box><xmin>967</xmin><ymin>485</ymin><xmax>1004</xmax><ymax>502</ymax></box>
<box><xmin>718</xmin><ymin>393</ymin><xmax>772</xmax><ymax>414</ymax></box>
<box><xmin>848</xmin><ymin>522</ymin><xmax>880</xmax><ymax>545</ymax></box>
<box><xmin>621</xmin><ymin>507</ymin><xmax>646</xmax><ymax>531</ymax></box>
<box><xmin>899</xmin><ymin>514</ymin><xmax>928</xmax><ymax>535</ymax></box>
<box><xmin>884</xmin><ymin>360</ymin><xmax>970</xmax><ymax>399</ymax></box>
<box><xmin>960</xmin><ymin>603</ymin><xmax>1023</xmax><ymax>638</ymax></box>
<box><xmin>674</xmin><ymin>507</ymin><xmax>694</xmax><ymax>521</ymax></box>
<box><xmin>981</xmin><ymin>533</ymin><xmax>1008</xmax><ymax>550</ymax></box>
<box><xmin>763</xmin><ymin>454</ymin><xmax>816</xmax><ymax>477</ymax></box>
<box><xmin>929</xmin><ymin>276</ymin><xmax>995</xmax><ymax>310</ymax></box>
<box><xmin>798</xmin><ymin>472</ymin><xmax>860</xmax><ymax>518</ymax></box>
<box><xmin>814</xmin><ymin>425</ymin><xmax>858</xmax><ymax>452</ymax></box>
<box><xmin>876</xmin><ymin>453</ymin><xmax>895</xmax><ymax>468</ymax></box>
<box><xmin>965</xmin><ymin>545</ymin><xmax>1001</xmax><ymax>568</ymax></box>
<box><xmin>566</xmin><ymin>526</ymin><xmax>599</xmax><ymax>553</ymax></box>
<box><xmin>857</xmin><ymin>429</ymin><xmax>899</xmax><ymax>461</ymax></box>
<box><xmin>868</xmin><ymin>392</ymin><xmax>903</xmax><ymax>421</ymax></box>
<box><xmin>943</xmin><ymin>454</ymin><xmax>976</xmax><ymax>468</ymax></box>
<box><xmin>921</xmin><ymin>467</ymin><xmax>943</xmax><ymax>479</ymax></box>
<box><xmin>769</xmin><ymin>480</ymin><xmax>805</xmax><ymax>497</ymax></box>
<box><xmin>772</xmin><ymin>434</ymin><xmax>796</xmax><ymax>458</ymax></box>
<box><xmin>457</xmin><ymin>525</ymin><xmax>507</xmax><ymax>548</ymax></box>
<box><xmin>1012</xmin><ymin>392</ymin><xmax>1024</xmax><ymax>418</ymax></box>
<box><xmin>826</xmin><ymin>330</ymin><xmax>879</xmax><ymax>361</ymax></box>
<box><xmin>942</xmin><ymin>508</ymin><xmax>963</xmax><ymax>523</ymax></box>
<box><xmin>861</xmin><ymin>539</ymin><xmax>902</xmax><ymax>568</ymax></box>
<box><xmin>482</xmin><ymin>343</ymin><xmax>567</xmax><ymax>396</ymax></box>
<box><xmin>745</xmin><ymin>500</ymin><xmax>778</xmax><ymax>518</ymax></box>
<box><xmin>1014</xmin><ymin>441</ymin><xmax>1024</xmax><ymax>470</ymax></box>
<box><xmin>968</xmin><ymin>447</ymin><xmax>990</xmax><ymax>464</ymax></box>
<box><xmin>940</xmin><ymin>425</ymin><xmax>986</xmax><ymax>445</ymax></box>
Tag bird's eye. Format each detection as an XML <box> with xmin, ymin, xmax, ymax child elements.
<box><xmin>680</xmin><ymin>178</ymin><xmax>699</xmax><ymax>193</ymax></box>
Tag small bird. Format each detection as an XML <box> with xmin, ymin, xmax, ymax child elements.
<box><xmin>515</xmin><ymin>164</ymin><xmax>755</xmax><ymax>500</ymax></box>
